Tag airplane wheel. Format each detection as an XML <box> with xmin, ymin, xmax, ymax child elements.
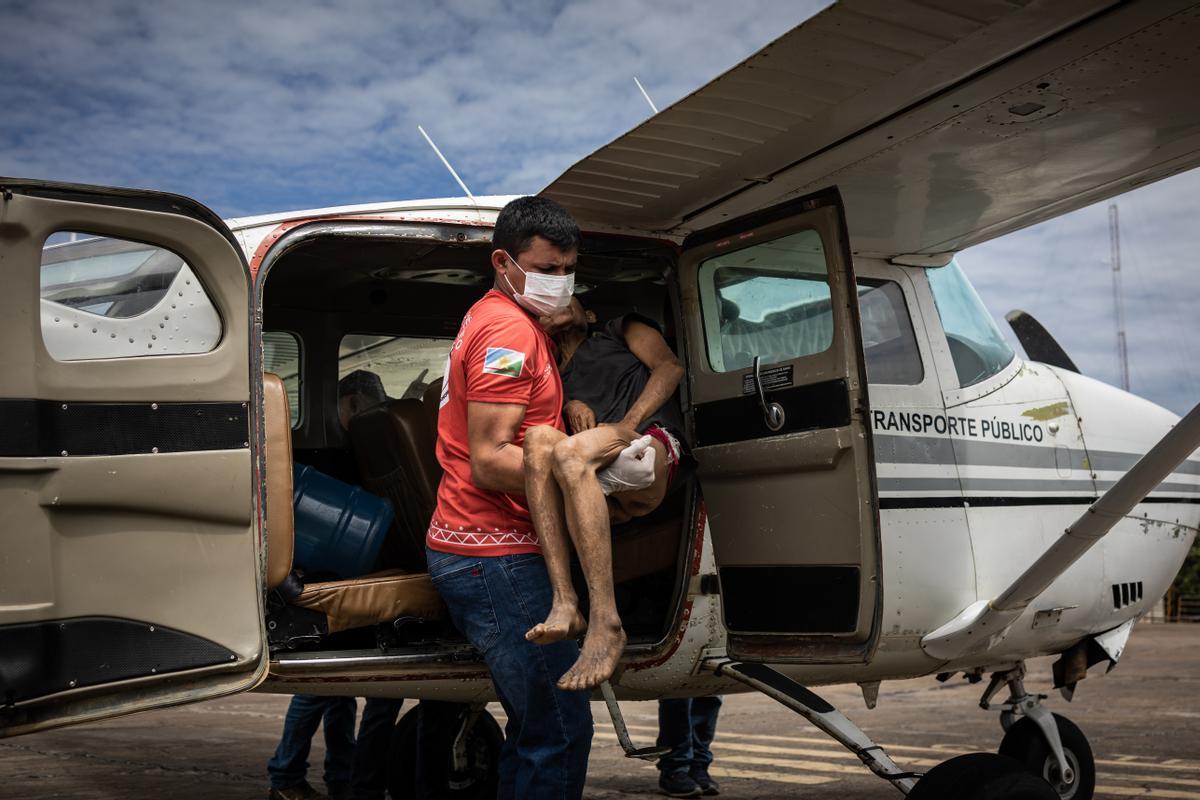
<box><xmin>387</xmin><ymin>702</ymin><xmax>502</xmax><ymax>800</ymax></box>
<box><xmin>999</xmin><ymin>714</ymin><xmax>1095</xmax><ymax>800</ymax></box>
<box><xmin>907</xmin><ymin>752</ymin><xmax>1059</xmax><ymax>800</ymax></box>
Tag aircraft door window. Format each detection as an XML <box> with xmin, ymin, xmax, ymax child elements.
<box><xmin>695</xmin><ymin>229</ymin><xmax>922</xmax><ymax>384</ymax></box>
<box><xmin>39</xmin><ymin>232</ymin><xmax>221</xmax><ymax>361</ymax></box>
<box><xmin>926</xmin><ymin>260</ymin><xmax>1015</xmax><ymax>387</ymax></box>
<box><xmin>263</xmin><ymin>330</ymin><xmax>302</xmax><ymax>426</ymax></box>
<box><xmin>698</xmin><ymin>228</ymin><xmax>834</xmax><ymax>372</ymax></box>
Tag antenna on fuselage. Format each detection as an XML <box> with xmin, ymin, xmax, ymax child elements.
<box><xmin>417</xmin><ymin>124</ymin><xmax>481</xmax><ymax>220</ymax></box>
<box><xmin>633</xmin><ymin>76</ymin><xmax>659</xmax><ymax>114</ymax></box>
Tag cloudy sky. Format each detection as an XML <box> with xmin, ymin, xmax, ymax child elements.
<box><xmin>2</xmin><ymin>0</ymin><xmax>1196</xmax><ymax>415</ymax></box>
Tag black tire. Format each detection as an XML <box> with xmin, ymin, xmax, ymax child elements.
<box><xmin>387</xmin><ymin>702</ymin><xmax>502</xmax><ymax>800</ymax></box>
<box><xmin>999</xmin><ymin>714</ymin><xmax>1096</xmax><ymax>800</ymax></box>
<box><xmin>908</xmin><ymin>752</ymin><xmax>1060</xmax><ymax>800</ymax></box>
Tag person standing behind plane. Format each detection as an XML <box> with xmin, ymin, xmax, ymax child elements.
<box><xmin>656</xmin><ymin>696</ymin><xmax>723</xmax><ymax>797</ymax></box>
<box><xmin>267</xmin><ymin>694</ymin><xmax>356</xmax><ymax>800</ymax></box>
<box><xmin>426</xmin><ymin>196</ymin><xmax>622</xmax><ymax>799</ymax></box>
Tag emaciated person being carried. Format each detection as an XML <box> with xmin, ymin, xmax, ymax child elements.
<box><xmin>523</xmin><ymin>296</ymin><xmax>688</xmax><ymax>690</ymax></box>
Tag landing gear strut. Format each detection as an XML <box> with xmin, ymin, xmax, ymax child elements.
<box><xmin>981</xmin><ymin>664</ymin><xmax>1096</xmax><ymax>800</ymax></box>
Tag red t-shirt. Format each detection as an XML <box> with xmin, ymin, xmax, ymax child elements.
<box><xmin>427</xmin><ymin>290</ymin><xmax>564</xmax><ymax>556</ymax></box>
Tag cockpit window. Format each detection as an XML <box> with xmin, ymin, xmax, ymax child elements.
<box><xmin>858</xmin><ymin>281</ymin><xmax>923</xmax><ymax>385</ymax></box>
<box><xmin>926</xmin><ymin>260</ymin><xmax>1015</xmax><ymax>387</ymax></box>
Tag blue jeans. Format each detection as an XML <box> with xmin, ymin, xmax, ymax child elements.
<box><xmin>350</xmin><ymin>697</ymin><xmax>403</xmax><ymax>800</ymax></box>
<box><xmin>427</xmin><ymin>546</ymin><xmax>593</xmax><ymax>800</ymax></box>
<box><xmin>657</xmin><ymin>696</ymin><xmax>723</xmax><ymax>776</ymax></box>
<box><xmin>268</xmin><ymin>694</ymin><xmax>358</xmax><ymax>791</ymax></box>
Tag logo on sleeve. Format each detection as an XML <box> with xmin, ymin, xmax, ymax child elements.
<box><xmin>482</xmin><ymin>347</ymin><xmax>525</xmax><ymax>378</ymax></box>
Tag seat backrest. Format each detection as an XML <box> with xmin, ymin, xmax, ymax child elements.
<box><xmin>263</xmin><ymin>373</ymin><xmax>295</xmax><ymax>590</ymax></box>
<box><xmin>421</xmin><ymin>377</ymin><xmax>443</xmax><ymax>433</ymax></box>
<box><xmin>348</xmin><ymin>398</ymin><xmax>443</xmax><ymax>571</ymax></box>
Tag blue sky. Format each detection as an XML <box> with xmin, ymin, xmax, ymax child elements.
<box><xmin>2</xmin><ymin>0</ymin><xmax>1196</xmax><ymax>415</ymax></box>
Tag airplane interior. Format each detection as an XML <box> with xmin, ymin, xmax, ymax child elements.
<box><xmin>258</xmin><ymin>230</ymin><xmax>698</xmax><ymax>657</ymax></box>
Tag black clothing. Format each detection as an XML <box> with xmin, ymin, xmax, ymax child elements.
<box><xmin>560</xmin><ymin>313</ymin><xmax>688</xmax><ymax>444</ymax></box>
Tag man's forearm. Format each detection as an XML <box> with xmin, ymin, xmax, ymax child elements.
<box><xmin>471</xmin><ymin>442</ymin><xmax>527</xmax><ymax>494</ymax></box>
<box><xmin>620</xmin><ymin>363</ymin><xmax>685</xmax><ymax>430</ymax></box>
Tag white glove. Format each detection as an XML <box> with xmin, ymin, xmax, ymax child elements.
<box><xmin>597</xmin><ymin>435</ymin><xmax>656</xmax><ymax>496</ymax></box>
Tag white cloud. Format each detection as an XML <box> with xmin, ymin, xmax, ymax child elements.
<box><xmin>0</xmin><ymin>0</ymin><xmax>825</xmax><ymax>211</ymax></box>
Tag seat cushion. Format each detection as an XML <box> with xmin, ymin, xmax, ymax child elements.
<box><xmin>292</xmin><ymin>570</ymin><xmax>445</xmax><ymax>634</ymax></box>
<box><xmin>263</xmin><ymin>373</ymin><xmax>294</xmax><ymax>591</ymax></box>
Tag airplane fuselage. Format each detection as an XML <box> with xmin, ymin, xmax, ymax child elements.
<box><xmin>225</xmin><ymin>201</ymin><xmax>1198</xmax><ymax>703</ymax></box>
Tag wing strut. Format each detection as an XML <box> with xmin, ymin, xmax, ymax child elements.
<box><xmin>923</xmin><ymin>401</ymin><xmax>1200</xmax><ymax>660</ymax></box>
<box><xmin>709</xmin><ymin>660</ymin><xmax>918</xmax><ymax>794</ymax></box>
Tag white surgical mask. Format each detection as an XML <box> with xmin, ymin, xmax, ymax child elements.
<box><xmin>502</xmin><ymin>251</ymin><xmax>575</xmax><ymax>316</ymax></box>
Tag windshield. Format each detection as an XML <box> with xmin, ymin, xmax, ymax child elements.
<box><xmin>338</xmin><ymin>335</ymin><xmax>450</xmax><ymax>401</ymax></box>
<box><xmin>926</xmin><ymin>260</ymin><xmax>1015</xmax><ymax>387</ymax></box>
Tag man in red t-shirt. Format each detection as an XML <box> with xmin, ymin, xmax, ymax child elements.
<box><xmin>425</xmin><ymin>196</ymin><xmax>594</xmax><ymax>799</ymax></box>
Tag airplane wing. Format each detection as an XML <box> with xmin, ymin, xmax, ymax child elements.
<box><xmin>541</xmin><ymin>0</ymin><xmax>1200</xmax><ymax>259</ymax></box>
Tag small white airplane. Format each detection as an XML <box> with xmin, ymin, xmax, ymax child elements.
<box><xmin>3</xmin><ymin>2</ymin><xmax>1200</xmax><ymax>799</ymax></box>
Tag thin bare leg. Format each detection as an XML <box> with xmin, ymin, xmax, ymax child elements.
<box><xmin>523</xmin><ymin>426</ymin><xmax>586</xmax><ymax>645</ymax></box>
<box><xmin>550</xmin><ymin>428</ymin><xmax>639</xmax><ymax>690</ymax></box>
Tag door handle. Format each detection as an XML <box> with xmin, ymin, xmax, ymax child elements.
<box><xmin>752</xmin><ymin>356</ymin><xmax>786</xmax><ymax>432</ymax></box>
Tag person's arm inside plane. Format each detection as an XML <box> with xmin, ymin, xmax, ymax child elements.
<box><xmin>617</xmin><ymin>318</ymin><xmax>685</xmax><ymax>432</ymax></box>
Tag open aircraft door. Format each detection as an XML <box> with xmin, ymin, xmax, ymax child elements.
<box><xmin>677</xmin><ymin>188</ymin><xmax>881</xmax><ymax>664</ymax></box>
<box><xmin>0</xmin><ymin>180</ymin><xmax>266</xmax><ymax>737</ymax></box>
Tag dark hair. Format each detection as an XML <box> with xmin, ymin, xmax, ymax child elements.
<box><xmin>338</xmin><ymin>369</ymin><xmax>387</xmax><ymax>403</ymax></box>
<box><xmin>493</xmin><ymin>196</ymin><xmax>581</xmax><ymax>257</ymax></box>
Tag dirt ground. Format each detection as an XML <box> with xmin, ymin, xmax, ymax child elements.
<box><xmin>2</xmin><ymin>624</ymin><xmax>1197</xmax><ymax>799</ymax></box>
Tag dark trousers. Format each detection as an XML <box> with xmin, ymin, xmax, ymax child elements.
<box><xmin>656</xmin><ymin>696</ymin><xmax>723</xmax><ymax>776</ymax></box>
<box><xmin>268</xmin><ymin>694</ymin><xmax>358</xmax><ymax>791</ymax></box>
<box><xmin>350</xmin><ymin>697</ymin><xmax>403</xmax><ymax>800</ymax></box>
<box><xmin>427</xmin><ymin>547</ymin><xmax>593</xmax><ymax>800</ymax></box>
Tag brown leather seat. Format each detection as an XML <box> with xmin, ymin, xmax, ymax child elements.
<box><xmin>347</xmin><ymin>394</ymin><xmax>443</xmax><ymax>571</ymax></box>
<box><xmin>262</xmin><ymin>372</ymin><xmax>444</xmax><ymax>632</ymax></box>
<box><xmin>264</xmin><ymin>373</ymin><xmax>296</xmax><ymax>592</ymax></box>
<box><xmin>293</xmin><ymin>570</ymin><xmax>444</xmax><ymax>634</ymax></box>
<box><xmin>421</xmin><ymin>377</ymin><xmax>443</xmax><ymax>434</ymax></box>
<box><xmin>611</xmin><ymin>518</ymin><xmax>681</xmax><ymax>584</ymax></box>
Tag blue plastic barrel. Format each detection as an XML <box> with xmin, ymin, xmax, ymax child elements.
<box><xmin>292</xmin><ymin>463</ymin><xmax>394</xmax><ymax>580</ymax></box>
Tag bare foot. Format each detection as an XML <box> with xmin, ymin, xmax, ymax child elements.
<box><xmin>526</xmin><ymin>605</ymin><xmax>587</xmax><ymax>645</ymax></box>
<box><xmin>556</xmin><ymin>619</ymin><xmax>626</xmax><ymax>690</ymax></box>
